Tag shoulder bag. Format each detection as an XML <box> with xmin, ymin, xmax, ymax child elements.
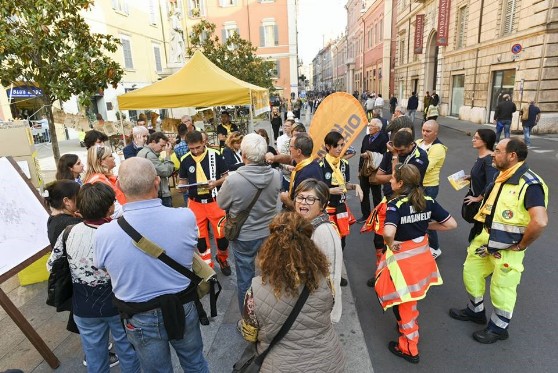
<box><xmin>224</xmin><ymin>172</ymin><xmax>263</xmax><ymax>241</ymax></box>
<box><xmin>232</xmin><ymin>285</ymin><xmax>310</xmax><ymax>373</ymax></box>
<box><xmin>461</xmin><ymin>189</ymin><xmax>482</xmax><ymax>224</ymax></box>
<box><xmin>117</xmin><ymin>217</ymin><xmax>222</xmax><ymax>317</ymax></box>
<box><xmin>46</xmin><ymin>225</ymin><xmax>75</xmax><ymax>312</ymax></box>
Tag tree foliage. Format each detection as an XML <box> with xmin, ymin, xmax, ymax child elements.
<box><xmin>187</xmin><ymin>20</ymin><xmax>275</xmax><ymax>91</ymax></box>
<box><xmin>0</xmin><ymin>0</ymin><xmax>123</xmax><ymax>161</ymax></box>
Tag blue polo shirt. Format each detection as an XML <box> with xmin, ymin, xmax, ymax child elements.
<box><xmin>94</xmin><ymin>199</ymin><xmax>198</xmax><ymax>302</ymax></box>
<box><xmin>386</xmin><ymin>196</ymin><xmax>451</xmax><ymax>242</ymax></box>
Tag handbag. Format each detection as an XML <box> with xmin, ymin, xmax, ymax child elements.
<box><xmin>46</xmin><ymin>225</ymin><xmax>75</xmax><ymax>312</ymax></box>
<box><xmin>117</xmin><ymin>217</ymin><xmax>222</xmax><ymax>317</ymax></box>
<box><xmin>233</xmin><ymin>285</ymin><xmax>310</xmax><ymax>373</ymax></box>
<box><xmin>224</xmin><ymin>172</ymin><xmax>263</xmax><ymax>241</ymax></box>
<box><xmin>461</xmin><ymin>189</ymin><xmax>482</xmax><ymax>223</ymax></box>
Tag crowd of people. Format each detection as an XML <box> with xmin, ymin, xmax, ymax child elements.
<box><xmin>42</xmin><ymin>99</ymin><xmax>547</xmax><ymax>371</ymax></box>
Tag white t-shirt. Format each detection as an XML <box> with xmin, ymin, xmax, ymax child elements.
<box><xmin>375</xmin><ymin>97</ymin><xmax>385</xmax><ymax>107</ymax></box>
<box><xmin>276</xmin><ymin>133</ymin><xmax>291</xmax><ymax>180</ymax></box>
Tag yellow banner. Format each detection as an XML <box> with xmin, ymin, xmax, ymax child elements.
<box><xmin>309</xmin><ymin>92</ymin><xmax>368</xmax><ymax>159</ymax></box>
<box><xmin>252</xmin><ymin>90</ymin><xmax>270</xmax><ymax>116</ymax></box>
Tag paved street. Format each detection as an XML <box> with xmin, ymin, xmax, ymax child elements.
<box><xmin>1</xmin><ymin>111</ymin><xmax>556</xmax><ymax>372</ymax></box>
<box><xmin>342</xmin><ymin>113</ymin><xmax>558</xmax><ymax>372</ymax></box>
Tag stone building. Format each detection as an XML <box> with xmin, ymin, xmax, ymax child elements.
<box><xmin>393</xmin><ymin>0</ymin><xmax>558</xmax><ymax>132</ymax></box>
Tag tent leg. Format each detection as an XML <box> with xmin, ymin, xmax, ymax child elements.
<box><xmin>249</xmin><ymin>90</ymin><xmax>254</xmax><ymax>133</ymax></box>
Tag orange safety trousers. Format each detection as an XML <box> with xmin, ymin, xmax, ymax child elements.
<box><xmin>326</xmin><ymin>204</ymin><xmax>350</xmax><ymax>237</ymax></box>
<box><xmin>393</xmin><ymin>301</ymin><xmax>420</xmax><ymax>357</ymax></box>
<box><xmin>188</xmin><ymin>199</ymin><xmax>228</xmax><ymax>268</ymax></box>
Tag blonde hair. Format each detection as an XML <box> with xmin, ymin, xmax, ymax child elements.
<box><xmin>225</xmin><ymin>131</ymin><xmax>243</xmax><ymax>149</ymax></box>
<box><xmin>84</xmin><ymin>145</ymin><xmax>113</xmax><ymax>181</ymax></box>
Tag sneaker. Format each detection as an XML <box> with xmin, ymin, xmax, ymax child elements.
<box><xmin>340</xmin><ymin>277</ymin><xmax>348</xmax><ymax>287</ymax></box>
<box><xmin>83</xmin><ymin>352</ymin><xmax>119</xmax><ymax>367</ymax></box>
<box><xmin>388</xmin><ymin>341</ymin><xmax>419</xmax><ymax>364</ymax></box>
<box><xmin>215</xmin><ymin>256</ymin><xmax>232</xmax><ymax>276</ymax></box>
<box><xmin>366</xmin><ymin>277</ymin><xmax>375</xmax><ymax>287</ymax></box>
<box><xmin>430</xmin><ymin>247</ymin><xmax>442</xmax><ymax>259</ymax></box>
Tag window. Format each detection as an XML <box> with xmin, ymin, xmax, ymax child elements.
<box><xmin>260</xmin><ymin>20</ymin><xmax>278</xmax><ymax>47</ymax></box>
<box><xmin>456</xmin><ymin>6</ymin><xmax>468</xmax><ymax>48</ymax></box>
<box><xmin>399</xmin><ymin>39</ymin><xmax>405</xmax><ymax>64</ymax></box>
<box><xmin>120</xmin><ymin>36</ymin><xmax>133</xmax><ymax>69</ymax></box>
<box><xmin>153</xmin><ymin>44</ymin><xmax>162</xmax><ymax>73</ymax></box>
<box><xmin>222</xmin><ymin>22</ymin><xmax>239</xmax><ymax>44</ymax></box>
<box><xmin>219</xmin><ymin>0</ymin><xmax>237</xmax><ymax>6</ymax></box>
<box><xmin>502</xmin><ymin>0</ymin><xmax>516</xmax><ymax>35</ymax></box>
<box><xmin>270</xmin><ymin>60</ymin><xmax>280</xmax><ymax>77</ymax></box>
<box><xmin>112</xmin><ymin>0</ymin><xmax>129</xmax><ymax>15</ymax></box>
<box><xmin>148</xmin><ymin>0</ymin><xmax>157</xmax><ymax>25</ymax></box>
<box><xmin>188</xmin><ymin>0</ymin><xmax>206</xmax><ymax>17</ymax></box>
<box><xmin>379</xmin><ymin>17</ymin><xmax>384</xmax><ymax>41</ymax></box>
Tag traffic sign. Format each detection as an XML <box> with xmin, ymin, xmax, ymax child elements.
<box><xmin>511</xmin><ymin>44</ymin><xmax>522</xmax><ymax>54</ymax></box>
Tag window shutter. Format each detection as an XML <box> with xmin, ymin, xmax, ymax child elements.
<box><xmin>260</xmin><ymin>26</ymin><xmax>265</xmax><ymax>47</ymax></box>
<box><xmin>124</xmin><ymin>0</ymin><xmax>129</xmax><ymax>14</ymax></box>
<box><xmin>274</xmin><ymin>25</ymin><xmax>279</xmax><ymax>46</ymax></box>
<box><xmin>222</xmin><ymin>29</ymin><xmax>227</xmax><ymax>44</ymax></box>
<box><xmin>276</xmin><ymin>60</ymin><xmax>280</xmax><ymax>77</ymax></box>
<box><xmin>154</xmin><ymin>46</ymin><xmax>162</xmax><ymax>72</ymax></box>
<box><xmin>503</xmin><ymin>0</ymin><xmax>515</xmax><ymax>35</ymax></box>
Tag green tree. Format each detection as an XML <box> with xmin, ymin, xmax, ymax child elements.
<box><xmin>187</xmin><ymin>20</ymin><xmax>275</xmax><ymax>91</ymax></box>
<box><xmin>0</xmin><ymin>0</ymin><xmax>123</xmax><ymax>162</ymax></box>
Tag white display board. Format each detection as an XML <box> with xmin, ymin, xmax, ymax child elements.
<box><xmin>0</xmin><ymin>157</ymin><xmax>50</xmax><ymax>276</ymax></box>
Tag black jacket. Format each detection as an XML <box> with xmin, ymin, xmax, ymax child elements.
<box><xmin>407</xmin><ymin>95</ymin><xmax>419</xmax><ymax>110</ymax></box>
<box><xmin>495</xmin><ymin>100</ymin><xmax>516</xmax><ymax>120</ymax></box>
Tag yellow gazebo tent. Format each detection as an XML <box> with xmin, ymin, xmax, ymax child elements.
<box><xmin>116</xmin><ymin>50</ymin><xmax>269</xmax><ymax>115</ymax></box>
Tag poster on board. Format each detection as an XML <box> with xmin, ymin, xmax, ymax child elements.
<box><xmin>0</xmin><ymin>157</ymin><xmax>50</xmax><ymax>277</ymax></box>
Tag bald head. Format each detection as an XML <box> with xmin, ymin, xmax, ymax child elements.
<box><xmin>118</xmin><ymin>157</ymin><xmax>159</xmax><ymax>199</ymax></box>
<box><xmin>421</xmin><ymin>120</ymin><xmax>439</xmax><ymax>144</ymax></box>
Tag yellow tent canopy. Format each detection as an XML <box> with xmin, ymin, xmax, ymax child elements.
<box><xmin>116</xmin><ymin>50</ymin><xmax>269</xmax><ymax>115</ymax></box>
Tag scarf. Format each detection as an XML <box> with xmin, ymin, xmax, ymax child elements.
<box><xmin>222</xmin><ymin>123</ymin><xmax>232</xmax><ymax>134</ymax></box>
<box><xmin>191</xmin><ymin>148</ymin><xmax>209</xmax><ymax>195</ymax></box>
<box><xmin>325</xmin><ymin>154</ymin><xmax>346</xmax><ymax>193</ymax></box>
<box><xmin>289</xmin><ymin>157</ymin><xmax>314</xmax><ymax>196</ymax></box>
<box><xmin>474</xmin><ymin>161</ymin><xmax>524</xmax><ymax>223</ymax></box>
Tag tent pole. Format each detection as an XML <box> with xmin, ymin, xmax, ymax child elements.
<box><xmin>249</xmin><ymin>90</ymin><xmax>254</xmax><ymax>133</ymax></box>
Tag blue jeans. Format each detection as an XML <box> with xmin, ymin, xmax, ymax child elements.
<box><xmin>73</xmin><ymin>314</ymin><xmax>140</xmax><ymax>373</ymax></box>
<box><xmin>124</xmin><ymin>301</ymin><xmax>208</xmax><ymax>373</ymax></box>
<box><xmin>424</xmin><ymin>186</ymin><xmax>440</xmax><ymax>250</ymax></box>
<box><xmin>495</xmin><ymin>120</ymin><xmax>511</xmax><ymax>142</ymax></box>
<box><xmin>231</xmin><ymin>238</ymin><xmax>265</xmax><ymax>312</ymax></box>
<box><xmin>523</xmin><ymin>125</ymin><xmax>532</xmax><ymax>146</ymax></box>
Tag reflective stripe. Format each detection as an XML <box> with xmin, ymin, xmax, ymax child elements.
<box><xmin>405</xmin><ymin>331</ymin><xmax>419</xmax><ymax>340</ymax></box>
<box><xmin>377</xmin><ymin>242</ymin><xmax>430</xmax><ymax>272</ymax></box>
<box><xmin>494</xmin><ymin>308</ymin><xmax>513</xmax><ymax>319</ymax></box>
<box><xmin>468</xmin><ymin>296</ymin><xmax>484</xmax><ymax>313</ymax></box>
<box><xmin>336</xmin><ymin>212</ymin><xmax>349</xmax><ymax>219</ymax></box>
<box><xmin>492</xmin><ymin>222</ymin><xmax>526</xmax><ymax>234</ymax></box>
<box><xmin>380</xmin><ymin>270</ymin><xmax>441</xmax><ymax>301</ymax></box>
<box><xmin>401</xmin><ymin>320</ymin><xmax>415</xmax><ymax>330</ymax></box>
<box><xmin>411</xmin><ymin>304</ymin><xmax>417</xmax><ymax>312</ymax></box>
<box><xmin>488</xmin><ymin>239</ymin><xmax>516</xmax><ymax>249</ymax></box>
<box><xmin>491</xmin><ymin>313</ymin><xmax>509</xmax><ymax>329</ymax></box>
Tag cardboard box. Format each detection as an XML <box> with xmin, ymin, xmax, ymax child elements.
<box><xmin>0</xmin><ymin>122</ymin><xmax>35</xmax><ymax>157</ymax></box>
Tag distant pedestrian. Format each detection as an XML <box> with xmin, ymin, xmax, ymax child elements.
<box><xmin>423</xmin><ymin>91</ymin><xmax>431</xmax><ymax>121</ymax></box>
<box><xmin>494</xmin><ymin>94</ymin><xmax>516</xmax><ymax>142</ymax></box>
<box><xmin>270</xmin><ymin>106</ymin><xmax>282</xmax><ymax>142</ymax></box>
<box><xmin>425</xmin><ymin>100</ymin><xmax>439</xmax><ymax>122</ymax></box>
<box><xmin>375</xmin><ymin>94</ymin><xmax>385</xmax><ymax>109</ymax></box>
<box><xmin>520</xmin><ymin>101</ymin><xmax>541</xmax><ymax>147</ymax></box>
<box><xmin>407</xmin><ymin>92</ymin><xmax>419</xmax><ymax>123</ymax></box>
<box><xmin>365</xmin><ymin>96</ymin><xmax>375</xmax><ymax>119</ymax></box>
<box><xmin>389</xmin><ymin>94</ymin><xmax>398</xmax><ymax>114</ymax></box>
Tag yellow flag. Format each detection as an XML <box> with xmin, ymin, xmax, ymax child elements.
<box><xmin>309</xmin><ymin>92</ymin><xmax>368</xmax><ymax>159</ymax></box>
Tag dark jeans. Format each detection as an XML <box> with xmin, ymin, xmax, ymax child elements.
<box><xmin>424</xmin><ymin>186</ymin><xmax>439</xmax><ymax>250</ymax></box>
<box><xmin>359</xmin><ymin>176</ymin><xmax>382</xmax><ymax>218</ymax></box>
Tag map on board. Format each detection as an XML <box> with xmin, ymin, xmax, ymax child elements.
<box><xmin>0</xmin><ymin>157</ymin><xmax>50</xmax><ymax>276</ymax></box>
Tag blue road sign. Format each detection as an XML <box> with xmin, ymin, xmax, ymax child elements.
<box><xmin>512</xmin><ymin>44</ymin><xmax>522</xmax><ymax>54</ymax></box>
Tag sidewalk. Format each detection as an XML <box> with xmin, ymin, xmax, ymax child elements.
<box><xmin>0</xmin><ymin>122</ymin><xmax>374</xmax><ymax>372</ymax></box>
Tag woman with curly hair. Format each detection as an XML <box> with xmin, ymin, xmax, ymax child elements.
<box><xmin>239</xmin><ymin>212</ymin><xmax>345</xmax><ymax>372</ymax></box>
<box><xmin>83</xmin><ymin>145</ymin><xmax>125</xmax><ymax>217</ymax></box>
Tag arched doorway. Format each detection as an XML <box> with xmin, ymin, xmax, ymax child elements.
<box><xmin>424</xmin><ymin>31</ymin><xmax>439</xmax><ymax>93</ymax></box>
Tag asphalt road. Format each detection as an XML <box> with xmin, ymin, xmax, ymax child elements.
<box><xmin>342</xmin><ymin>117</ymin><xmax>558</xmax><ymax>372</ymax></box>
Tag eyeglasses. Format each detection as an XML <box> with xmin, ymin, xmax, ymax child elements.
<box><xmin>472</xmin><ymin>136</ymin><xmax>481</xmax><ymax>140</ymax></box>
<box><xmin>294</xmin><ymin>194</ymin><xmax>319</xmax><ymax>205</ymax></box>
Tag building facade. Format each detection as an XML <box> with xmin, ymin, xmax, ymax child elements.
<box><xmin>393</xmin><ymin>0</ymin><xmax>558</xmax><ymax>131</ymax></box>
<box><xmin>181</xmin><ymin>0</ymin><xmax>298</xmax><ymax>99</ymax></box>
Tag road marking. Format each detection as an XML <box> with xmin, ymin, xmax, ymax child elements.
<box><xmin>531</xmin><ymin>150</ymin><xmax>554</xmax><ymax>153</ymax></box>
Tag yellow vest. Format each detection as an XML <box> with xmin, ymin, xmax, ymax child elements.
<box><xmin>488</xmin><ymin>166</ymin><xmax>548</xmax><ymax>251</ymax></box>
